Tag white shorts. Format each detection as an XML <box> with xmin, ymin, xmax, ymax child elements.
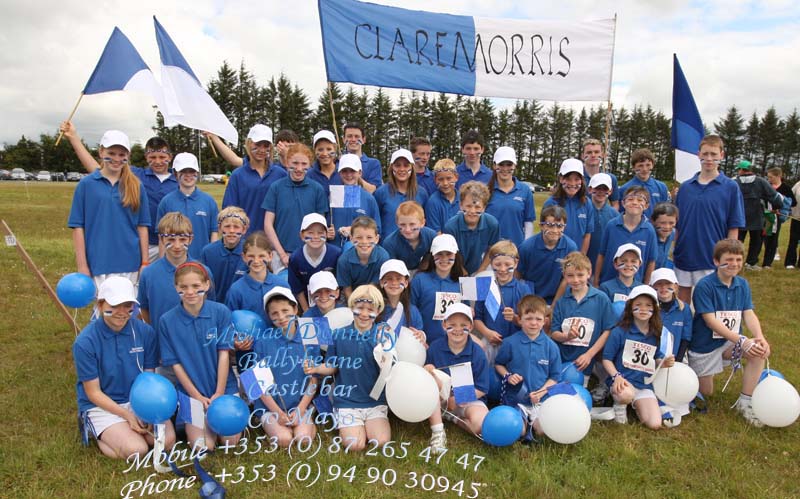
<box><xmin>452</xmin><ymin>400</ymin><xmax>487</xmax><ymax>420</ymax></box>
<box><xmin>335</xmin><ymin>405</ymin><xmax>388</xmax><ymax>428</ymax></box>
<box><xmin>633</xmin><ymin>388</ymin><xmax>657</xmax><ymax>402</ymax></box>
<box><xmin>674</xmin><ymin>267</ymin><xmax>714</xmax><ymax>288</ymax></box>
<box><xmin>518</xmin><ymin>403</ymin><xmax>541</xmax><ymax>424</ymax></box>
<box><xmin>86</xmin><ymin>402</ymin><xmax>133</xmax><ymax>437</ymax></box>
<box><xmin>688</xmin><ymin>342</ymin><xmax>734</xmax><ymax>378</ymax></box>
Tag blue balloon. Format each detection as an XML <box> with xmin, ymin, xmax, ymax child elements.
<box><xmin>130</xmin><ymin>372</ymin><xmax>177</xmax><ymax>424</ymax></box>
<box><xmin>488</xmin><ymin>372</ymin><xmax>502</xmax><ymax>402</ymax></box>
<box><xmin>482</xmin><ymin>406</ymin><xmax>524</xmax><ymax>447</ymax></box>
<box><xmin>207</xmin><ymin>395</ymin><xmax>249</xmax><ymax>436</ymax></box>
<box><xmin>56</xmin><ymin>273</ymin><xmax>96</xmax><ymax>308</ymax></box>
<box><xmin>759</xmin><ymin>369</ymin><xmax>785</xmax><ymax>383</ymax></box>
<box><xmin>560</xmin><ymin>363</ymin><xmax>584</xmax><ymax>386</ymax></box>
<box><xmin>571</xmin><ymin>383</ymin><xmax>593</xmax><ymax>411</ymax></box>
<box><xmin>612</xmin><ymin>300</ymin><xmax>626</xmax><ymax>320</ymax></box>
<box><xmin>231</xmin><ymin>310</ymin><xmax>266</xmax><ymax>337</ymax></box>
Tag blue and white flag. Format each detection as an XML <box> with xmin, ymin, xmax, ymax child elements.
<box><xmin>177</xmin><ymin>391</ymin><xmax>205</xmax><ymax>429</ymax></box>
<box><xmin>239</xmin><ymin>366</ymin><xmax>275</xmax><ymax>402</ymax></box>
<box><xmin>671</xmin><ymin>54</ymin><xmax>704</xmax><ymax>183</ymax></box>
<box><xmin>153</xmin><ymin>17</ymin><xmax>238</xmax><ymax>145</ymax></box>
<box><xmin>659</xmin><ymin>326</ymin><xmax>675</xmax><ymax>358</ymax></box>
<box><xmin>297</xmin><ymin>317</ymin><xmax>333</xmax><ymax>347</ymax></box>
<box><xmin>329</xmin><ymin>185</ymin><xmax>361</xmax><ymax>208</ymax></box>
<box><xmin>319</xmin><ymin>0</ymin><xmax>615</xmax><ymax>101</ymax></box>
<box><xmin>459</xmin><ymin>276</ymin><xmax>501</xmax><ymax>320</ymax></box>
<box><xmin>450</xmin><ymin>362</ymin><xmax>477</xmax><ymax>405</ymax></box>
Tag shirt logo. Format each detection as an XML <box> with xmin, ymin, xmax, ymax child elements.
<box><xmin>636</xmin><ymin>240</ymin><xmax>647</xmax><ymax>247</ymax></box>
<box><xmin>206</xmin><ymin>332</ymin><xmax>217</xmax><ymax>340</ymax></box>
<box><xmin>356</xmin><ymin>209</ymin><xmax>366</xmax><ymax>215</ymax></box>
<box><xmin>235</xmin><ymin>270</ymin><xmax>246</xmax><ymax>275</ymax></box>
<box><xmin>673</xmin><ymin>321</ymin><xmax>683</xmax><ymax>327</ymax></box>
<box><xmin>196</xmin><ymin>210</ymin><xmax>208</xmax><ymax>217</ymax></box>
<box><xmin>538</xmin><ymin>359</ymin><xmax>550</xmax><ymax>366</ymax></box>
<box><xmin>129</xmin><ymin>346</ymin><xmax>144</xmax><ymax>354</ymax></box>
<box><xmin>578</xmin><ymin>213</ymin><xmax>587</xmax><ymax>219</ymax></box>
<box><xmin>513</xmin><ymin>196</ymin><xmax>524</xmax><ymax>202</ymax></box>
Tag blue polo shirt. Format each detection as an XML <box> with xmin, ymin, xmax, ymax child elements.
<box><xmin>597</xmin><ymin>214</ymin><xmax>658</xmax><ymax>283</ymax></box>
<box><xmin>306</xmin><ymin>161</ymin><xmax>342</xmax><ymax>196</ymax></box>
<box><xmin>551</xmin><ymin>286</ymin><xmax>616</xmax><ymax>374</ymax></box>
<box><xmin>495</xmin><ymin>330</ymin><xmax>561</xmax><ymax>393</ymax></box>
<box><xmin>158</xmin><ymin>301</ymin><xmax>238</xmax><ymax>397</ymax></box>
<box><xmin>137</xmin><ymin>257</ymin><xmax>217</xmax><ymax>333</ymax></box>
<box><xmin>156</xmin><ymin>187</ymin><xmax>219</xmax><ymax>259</ymax></box>
<box><xmin>73</xmin><ymin>318</ymin><xmax>158</xmax><ymax>412</ymax></box>
<box><xmin>382</xmin><ymin>303</ymin><xmax>424</xmax><ymax>331</ymax></box>
<box><xmin>588</xmin><ymin>202</ymin><xmax>619</xmax><ymax>269</ymax></box>
<box><xmin>543</xmin><ymin>195</ymin><xmax>596</xmax><ymax>249</ymax></box>
<box><xmin>225</xmin><ymin>272</ymin><xmax>289</xmax><ymax>325</ymax></box>
<box><xmin>424</xmin><ymin>190</ymin><xmax>461</xmax><ymax>233</ymax></box>
<box><xmin>652</xmin><ymin>227</ymin><xmax>675</xmax><ymax>270</ymax></box>
<box><xmin>603</xmin><ymin>324</ymin><xmax>663</xmax><ymax>389</ymax></box>
<box><xmin>222</xmin><ymin>157</ymin><xmax>286</xmax><ymax>234</ymax></box>
<box><xmin>416</xmin><ymin>169</ymin><xmax>437</xmax><ymax>197</ymax></box>
<box><xmin>200</xmin><ymin>240</ymin><xmax>247</xmax><ymax>305</ymax></box>
<box><xmin>262</xmin><ymin>176</ymin><xmax>328</xmax><ymax>254</ymax></box>
<box><xmin>359</xmin><ymin>154</ymin><xmax>384</xmax><ymax>188</ymax></box>
<box><xmin>287</xmin><ymin>244</ymin><xmax>342</xmax><ymax>296</ymax></box>
<box><xmin>619</xmin><ymin>176</ymin><xmax>670</xmax><ymax>218</ymax></box>
<box><xmin>327</xmin><ymin>325</ymin><xmax>387</xmax><ymax>408</ymax></box>
<box><xmin>335</xmin><ymin>245</ymin><xmax>390</xmax><ymax>289</ymax></box>
<box><xmin>373</xmin><ymin>184</ymin><xmax>429</xmax><ymax>239</ymax></box>
<box><xmin>381</xmin><ymin>227</ymin><xmax>437</xmax><ymax>271</ymax></box>
<box><xmin>132</xmin><ymin>166</ymin><xmax>178</xmax><ymax>245</ymax></box>
<box><xmin>674</xmin><ymin>172</ymin><xmax>745</xmax><ymax>271</ymax></box>
<box><xmin>410</xmin><ymin>271</ymin><xmax>461</xmax><ymax>345</ymax></box>
<box><xmin>67</xmin><ymin>170</ymin><xmax>151</xmax><ymax>275</ymax></box>
<box><xmin>455</xmin><ymin>162</ymin><xmax>492</xmax><ymax>189</ymax></box>
<box><xmin>425</xmin><ymin>336</ymin><xmax>490</xmax><ymax>402</ymax></box>
<box><xmin>690</xmin><ymin>272</ymin><xmax>753</xmax><ymax>354</ymax></box>
<box><xmin>584</xmin><ymin>170</ymin><xmax>620</xmax><ymax>203</ymax></box>
<box><xmin>443</xmin><ymin>213</ymin><xmax>500</xmax><ymax>275</ymax></box>
<box><xmin>660</xmin><ymin>300</ymin><xmax>693</xmax><ymax>356</ymax></box>
<box><xmin>486</xmin><ymin>180</ymin><xmax>536</xmax><ymax>246</ymax></box>
<box><xmin>474</xmin><ymin>278</ymin><xmax>532</xmax><ymax>339</ymax></box>
<box><xmin>599</xmin><ymin>277</ymin><xmax>642</xmax><ymax>303</ymax></box>
<box><xmin>252</xmin><ymin>330</ymin><xmax>312</xmax><ymax>412</ymax></box>
<box><xmin>331</xmin><ymin>186</ymin><xmax>381</xmax><ymax>247</ymax></box>
<box><xmin>518</xmin><ymin>233</ymin><xmax>578</xmax><ymax>303</ymax></box>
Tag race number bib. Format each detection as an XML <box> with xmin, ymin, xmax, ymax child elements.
<box><xmin>561</xmin><ymin>317</ymin><xmax>595</xmax><ymax>347</ymax></box>
<box><xmin>622</xmin><ymin>340</ymin><xmax>657</xmax><ymax>375</ymax></box>
<box><xmin>713</xmin><ymin>310</ymin><xmax>742</xmax><ymax>339</ymax></box>
<box><xmin>433</xmin><ymin>292</ymin><xmax>462</xmax><ymax>320</ymax></box>
<box><xmin>613</xmin><ymin>293</ymin><xmax>628</xmax><ymax>303</ymax></box>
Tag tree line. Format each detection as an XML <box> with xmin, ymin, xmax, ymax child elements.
<box><xmin>3</xmin><ymin>60</ymin><xmax>799</xmax><ymax>184</ymax></box>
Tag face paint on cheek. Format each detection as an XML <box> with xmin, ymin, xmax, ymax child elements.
<box><xmin>164</xmin><ymin>243</ymin><xmax>174</xmax><ymax>250</ymax></box>
<box><xmin>103</xmin><ymin>310</ymin><xmax>113</xmax><ymax>316</ymax></box>
<box><xmin>182</xmin><ymin>243</ymin><xmax>190</xmax><ymax>250</ymax></box>
<box><xmin>717</xmin><ymin>263</ymin><xmax>729</xmax><ymax>269</ymax></box>
<box><xmin>197</xmin><ymin>290</ymin><xmax>206</xmax><ymax>296</ymax></box>
<box><xmin>434</xmin><ymin>257</ymin><xmax>456</xmax><ymax>264</ymax></box>
<box><xmin>632</xmin><ymin>307</ymin><xmax>654</xmax><ymax>318</ymax></box>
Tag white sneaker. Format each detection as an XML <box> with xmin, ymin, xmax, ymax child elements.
<box><xmin>429</xmin><ymin>431</ymin><xmax>447</xmax><ymax>454</ymax></box>
<box><xmin>774</xmin><ymin>253</ymin><xmax>781</xmax><ymax>261</ymax></box>
<box><xmin>613</xmin><ymin>404</ymin><xmax>628</xmax><ymax>424</ymax></box>
<box><xmin>745</xmin><ymin>264</ymin><xmax>762</xmax><ymax>271</ymax></box>
<box><xmin>591</xmin><ymin>383</ymin><xmax>610</xmax><ymax>403</ymax></box>
<box><xmin>787</xmin><ymin>265</ymin><xmax>796</xmax><ymax>270</ymax></box>
<box><xmin>735</xmin><ymin>399</ymin><xmax>764</xmax><ymax>428</ymax></box>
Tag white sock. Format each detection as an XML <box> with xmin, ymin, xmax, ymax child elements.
<box><xmin>583</xmin><ymin>375</ymin><xmax>591</xmax><ymax>388</ymax></box>
<box><xmin>739</xmin><ymin>394</ymin><xmax>752</xmax><ymax>403</ymax></box>
<box><xmin>430</xmin><ymin>423</ymin><xmax>444</xmax><ymax>433</ymax></box>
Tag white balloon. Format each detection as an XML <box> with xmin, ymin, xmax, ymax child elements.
<box><xmin>539</xmin><ymin>394</ymin><xmax>591</xmax><ymax>444</ymax></box>
<box><xmin>325</xmin><ymin>307</ymin><xmax>354</xmax><ymax>330</ymax></box>
<box><xmin>394</xmin><ymin>327</ymin><xmax>426</xmax><ymax>366</ymax></box>
<box><xmin>752</xmin><ymin>376</ymin><xmax>800</xmax><ymax>428</ymax></box>
<box><xmin>386</xmin><ymin>362</ymin><xmax>440</xmax><ymax>423</ymax></box>
<box><xmin>652</xmin><ymin>363</ymin><xmax>699</xmax><ymax>407</ymax></box>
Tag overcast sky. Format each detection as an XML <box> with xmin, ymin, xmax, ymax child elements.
<box><xmin>1</xmin><ymin>0</ymin><xmax>798</xmax><ymax>147</ymax></box>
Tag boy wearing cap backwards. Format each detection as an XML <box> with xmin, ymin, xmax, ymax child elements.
<box><xmin>410</xmin><ymin>137</ymin><xmax>437</xmax><ymax>196</ymax></box>
<box><xmin>211</xmin><ymin>124</ymin><xmax>287</xmax><ymax>234</ymax></box>
<box><xmin>455</xmin><ymin>130</ymin><xmax>492</xmax><ymax>189</ymax></box>
<box><xmin>443</xmin><ymin>181</ymin><xmax>500</xmax><ymax>275</ymax></box>
<box><xmin>599</xmin><ymin>244</ymin><xmax>644</xmax><ymax>303</ymax></box>
<box><xmin>618</xmin><ymin>148</ymin><xmax>671</xmax><ymax>218</ymax></box>
<box><xmin>330</xmin><ymin>153</ymin><xmax>382</xmax><ymax>247</ymax></box>
<box><xmin>288</xmin><ymin>214</ymin><xmax>342</xmax><ymax>312</ymax></box>
<box><xmin>336</xmin><ymin>216</ymin><xmax>390</xmax><ymax>299</ymax></box>
<box><xmin>343</xmin><ymin>122</ymin><xmax>383</xmax><ymax>193</ymax></box>
<box><xmin>594</xmin><ymin>185</ymin><xmax>657</xmax><ymax>286</ymax></box>
<box><xmin>582</xmin><ymin>138</ymin><xmax>620</xmax><ymax>209</ymax></box>
<box><xmin>733</xmin><ymin>160</ymin><xmax>784</xmax><ymax>270</ymax></box>
<box><xmin>587</xmin><ymin>173</ymin><xmax>619</xmax><ymax>270</ymax></box>
<box><xmin>424</xmin><ymin>159</ymin><xmax>461</xmax><ymax>233</ymax></box>
<box><xmin>303</xmin><ymin>271</ymin><xmax>344</xmax><ymax>318</ymax></box>
<box><xmin>545</xmin><ymin>158</ymin><xmax>596</xmax><ymax>254</ymax></box>
<box><xmin>200</xmin><ymin>207</ymin><xmax>250</xmax><ymax>304</ymax></box>
<box><xmin>381</xmin><ymin>201</ymin><xmax>437</xmax><ymax>274</ymax></box>
<box><xmin>307</xmin><ymin>130</ymin><xmax>341</xmax><ymax>194</ymax></box>
<box><xmin>425</xmin><ymin>303</ymin><xmax>491</xmax><ymax>452</ymax></box>
<box><xmin>485</xmin><ymin>146</ymin><xmax>536</xmax><ymax>246</ymax></box>
<box><xmin>688</xmin><ymin>239</ymin><xmax>771</xmax><ymax>426</ymax></box>
<box><xmin>674</xmin><ymin>135</ymin><xmax>745</xmax><ymax>303</ymax></box>
<box><xmin>156</xmin><ymin>153</ymin><xmax>219</xmax><ymax>260</ymax></box>
<box><xmin>374</xmin><ymin>148</ymin><xmax>429</xmax><ymax>239</ymax></box>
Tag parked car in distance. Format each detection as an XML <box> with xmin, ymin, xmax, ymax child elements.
<box><xmin>0</xmin><ymin>169</ymin><xmax>10</xmax><ymax>180</ymax></box>
<box><xmin>522</xmin><ymin>181</ymin><xmax>547</xmax><ymax>193</ymax></box>
<box><xmin>67</xmin><ymin>172</ymin><xmax>82</xmax><ymax>182</ymax></box>
<box><xmin>51</xmin><ymin>172</ymin><xmax>66</xmax><ymax>182</ymax></box>
<box><xmin>25</xmin><ymin>172</ymin><xmax>36</xmax><ymax>181</ymax></box>
<box><xmin>36</xmin><ymin>171</ymin><xmax>52</xmax><ymax>181</ymax></box>
<box><xmin>200</xmin><ymin>174</ymin><xmax>217</xmax><ymax>183</ymax></box>
<box><xmin>11</xmin><ymin>168</ymin><xmax>26</xmax><ymax>180</ymax></box>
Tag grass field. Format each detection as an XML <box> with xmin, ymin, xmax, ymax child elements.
<box><xmin>1</xmin><ymin>182</ymin><xmax>799</xmax><ymax>499</ymax></box>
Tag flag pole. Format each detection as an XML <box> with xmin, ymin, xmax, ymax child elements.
<box><xmin>327</xmin><ymin>82</ymin><xmax>342</xmax><ymax>150</ymax></box>
<box><xmin>55</xmin><ymin>93</ymin><xmax>85</xmax><ymax>147</ymax></box>
<box><xmin>602</xmin><ymin>14</ymin><xmax>618</xmax><ymax>172</ymax></box>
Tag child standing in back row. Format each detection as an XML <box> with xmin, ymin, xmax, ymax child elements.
<box><xmin>200</xmin><ymin>207</ymin><xmax>250</xmax><ymax>304</ymax></box>
<box><xmin>544</xmin><ymin>158</ymin><xmax>595</xmax><ymax>254</ymax></box>
<box><xmin>443</xmin><ymin>182</ymin><xmax>500</xmax><ymax>275</ymax></box>
<box><xmin>424</xmin><ymin>159</ymin><xmax>461</xmax><ymax>234</ymax></box>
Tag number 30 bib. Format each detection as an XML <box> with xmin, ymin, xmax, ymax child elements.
<box><xmin>713</xmin><ymin>310</ymin><xmax>742</xmax><ymax>339</ymax></box>
<box><xmin>433</xmin><ymin>292</ymin><xmax>462</xmax><ymax>320</ymax></box>
<box><xmin>622</xmin><ymin>340</ymin><xmax>657</xmax><ymax>375</ymax></box>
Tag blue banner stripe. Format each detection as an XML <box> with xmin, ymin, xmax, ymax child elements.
<box><xmin>84</xmin><ymin>28</ymin><xmax>150</xmax><ymax>94</ymax></box>
<box><xmin>453</xmin><ymin>385</ymin><xmax>477</xmax><ymax>405</ymax></box>
<box><xmin>154</xmin><ymin>16</ymin><xmax>200</xmax><ymax>84</ymax></box>
<box><xmin>671</xmin><ymin>54</ymin><xmax>704</xmax><ymax>152</ymax></box>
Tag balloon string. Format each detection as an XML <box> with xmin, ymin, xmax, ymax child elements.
<box><xmin>73</xmin><ymin>307</ymin><xmax>79</xmax><ymax>336</ymax></box>
<box><xmin>443</xmin><ymin>410</ymin><xmax>484</xmax><ymax>442</ymax></box>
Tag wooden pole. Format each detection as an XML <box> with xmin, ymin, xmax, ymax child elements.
<box><xmin>205</xmin><ymin>134</ymin><xmax>218</xmax><ymax>158</ymax></box>
<box><xmin>1</xmin><ymin>220</ymin><xmax>80</xmax><ymax>333</ymax></box>
<box><xmin>327</xmin><ymin>82</ymin><xmax>342</xmax><ymax>151</ymax></box>
<box><xmin>602</xmin><ymin>14</ymin><xmax>618</xmax><ymax>172</ymax></box>
<box><xmin>55</xmin><ymin>93</ymin><xmax>85</xmax><ymax>147</ymax></box>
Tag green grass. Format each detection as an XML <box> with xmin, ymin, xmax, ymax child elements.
<box><xmin>1</xmin><ymin>182</ymin><xmax>799</xmax><ymax>499</ymax></box>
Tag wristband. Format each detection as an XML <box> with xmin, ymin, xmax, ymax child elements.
<box><xmin>611</xmin><ymin>372</ymin><xmax>624</xmax><ymax>381</ymax></box>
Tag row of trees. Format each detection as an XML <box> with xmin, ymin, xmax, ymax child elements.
<box><xmin>4</xmin><ymin>61</ymin><xmax>799</xmax><ymax>184</ymax></box>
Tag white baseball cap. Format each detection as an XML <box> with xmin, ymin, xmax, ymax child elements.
<box><xmin>628</xmin><ymin>285</ymin><xmax>658</xmax><ymax>302</ymax></box>
<box><xmin>559</xmin><ymin>158</ymin><xmax>584</xmax><ymax>177</ymax></box>
<box><xmin>649</xmin><ymin>268</ymin><xmax>678</xmax><ymax>286</ymax></box>
<box><xmin>300</xmin><ymin>213</ymin><xmax>327</xmax><ymax>231</ymax></box>
<box><xmin>613</xmin><ymin>243</ymin><xmax>642</xmax><ymax>261</ymax></box>
<box><xmin>589</xmin><ymin>172</ymin><xmax>612</xmax><ymax>189</ymax></box>
<box><xmin>380</xmin><ymin>259</ymin><xmax>410</xmax><ymax>279</ymax></box>
<box><xmin>442</xmin><ymin>302</ymin><xmax>473</xmax><ymax>322</ymax></box>
<box><xmin>247</xmin><ymin>124</ymin><xmax>273</xmax><ymax>143</ymax></box>
<box><xmin>390</xmin><ymin>148</ymin><xmax>414</xmax><ymax>165</ymax></box>
<box><xmin>338</xmin><ymin>153</ymin><xmax>362</xmax><ymax>172</ymax></box>
<box><xmin>172</xmin><ymin>152</ymin><xmax>200</xmax><ymax>173</ymax></box>
<box><xmin>263</xmin><ymin>286</ymin><xmax>297</xmax><ymax>309</ymax></box>
<box><xmin>313</xmin><ymin>130</ymin><xmax>336</xmax><ymax>147</ymax></box>
<box><xmin>430</xmin><ymin>234</ymin><xmax>459</xmax><ymax>255</ymax></box>
<box><xmin>493</xmin><ymin>146</ymin><xmax>517</xmax><ymax>165</ymax></box>
<box><xmin>100</xmin><ymin>130</ymin><xmax>130</xmax><ymax>151</ymax></box>
<box><xmin>97</xmin><ymin>276</ymin><xmax>138</xmax><ymax>306</ymax></box>
<box><xmin>308</xmin><ymin>271</ymin><xmax>338</xmax><ymax>295</ymax></box>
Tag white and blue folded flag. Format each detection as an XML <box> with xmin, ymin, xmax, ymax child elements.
<box><xmin>659</xmin><ymin>326</ymin><xmax>674</xmax><ymax>358</ymax></box>
<box><xmin>459</xmin><ymin>276</ymin><xmax>501</xmax><ymax>320</ymax></box>
<box><xmin>329</xmin><ymin>185</ymin><xmax>361</xmax><ymax>208</ymax></box>
<box><xmin>153</xmin><ymin>17</ymin><xmax>238</xmax><ymax>145</ymax></box>
<box><xmin>319</xmin><ymin>0</ymin><xmax>615</xmax><ymax>101</ymax></box>
<box><xmin>297</xmin><ymin>317</ymin><xmax>333</xmax><ymax>347</ymax></box>
<box><xmin>671</xmin><ymin>54</ymin><xmax>704</xmax><ymax>183</ymax></box>
<box><xmin>239</xmin><ymin>366</ymin><xmax>275</xmax><ymax>402</ymax></box>
<box><xmin>450</xmin><ymin>362</ymin><xmax>477</xmax><ymax>405</ymax></box>
<box><xmin>177</xmin><ymin>392</ymin><xmax>205</xmax><ymax>429</ymax></box>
